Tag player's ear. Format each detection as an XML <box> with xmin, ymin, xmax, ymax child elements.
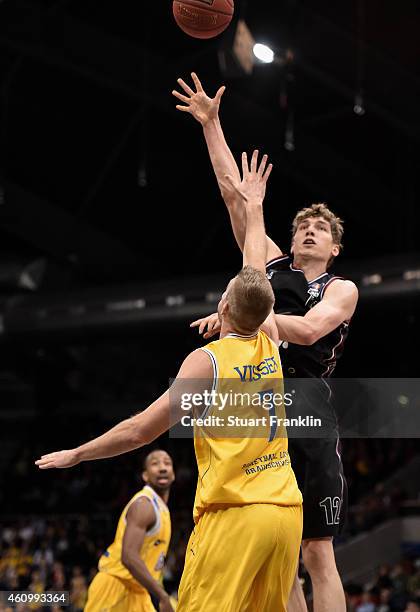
<box><xmin>331</xmin><ymin>244</ymin><xmax>340</xmax><ymax>258</ymax></box>
<box><xmin>142</xmin><ymin>470</ymin><xmax>149</xmax><ymax>483</ymax></box>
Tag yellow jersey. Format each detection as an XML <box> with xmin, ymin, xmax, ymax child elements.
<box><xmin>193</xmin><ymin>330</ymin><xmax>302</xmax><ymax>521</ymax></box>
<box><xmin>98</xmin><ymin>485</ymin><xmax>171</xmax><ymax>594</ymax></box>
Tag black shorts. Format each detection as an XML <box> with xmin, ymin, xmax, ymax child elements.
<box><xmin>288</xmin><ymin>436</ymin><xmax>348</xmax><ymax>540</ymax></box>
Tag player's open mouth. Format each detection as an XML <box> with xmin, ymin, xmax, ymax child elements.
<box><xmin>303</xmin><ymin>239</ymin><xmax>316</xmax><ymax>245</ymax></box>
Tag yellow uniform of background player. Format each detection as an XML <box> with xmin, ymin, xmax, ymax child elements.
<box><xmin>85</xmin><ymin>450</ymin><xmax>175</xmax><ymax>612</ymax></box>
<box><xmin>177</xmin><ymin>330</ymin><xmax>303</xmax><ymax>612</ymax></box>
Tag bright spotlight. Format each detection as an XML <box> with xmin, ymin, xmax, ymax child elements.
<box><xmin>253</xmin><ymin>43</ymin><xmax>274</xmax><ymax>64</ymax></box>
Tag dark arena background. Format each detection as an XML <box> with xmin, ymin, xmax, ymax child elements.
<box><xmin>1</xmin><ymin>1</ymin><xmax>420</xmax><ymax>611</ymax></box>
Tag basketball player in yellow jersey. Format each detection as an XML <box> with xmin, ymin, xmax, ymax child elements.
<box><xmin>85</xmin><ymin>450</ymin><xmax>175</xmax><ymax>612</ymax></box>
<box><xmin>36</xmin><ymin>150</ymin><xmax>303</xmax><ymax>611</ymax></box>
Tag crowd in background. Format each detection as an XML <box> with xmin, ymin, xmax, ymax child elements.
<box><xmin>344</xmin><ymin>559</ymin><xmax>420</xmax><ymax>612</ymax></box>
<box><xmin>0</xmin><ymin>421</ymin><xmax>419</xmax><ymax>610</ymax></box>
<box><xmin>0</xmin><ymin>515</ymin><xmax>184</xmax><ymax>611</ymax></box>
<box><xmin>1</xmin><ymin>515</ymin><xmax>419</xmax><ymax>611</ymax></box>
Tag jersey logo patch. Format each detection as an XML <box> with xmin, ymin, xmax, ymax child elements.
<box><xmin>308</xmin><ymin>282</ymin><xmax>321</xmax><ymax>298</ymax></box>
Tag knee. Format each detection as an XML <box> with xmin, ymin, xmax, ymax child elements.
<box><xmin>301</xmin><ymin>539</ymin><xmax>336</xmax><ymax>580</ymax></box>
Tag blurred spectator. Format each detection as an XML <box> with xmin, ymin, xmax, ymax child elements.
<box><xmin>70</xmin><ymin>566</ymin><xmax>87</xmax><ymax>611</ymax></box>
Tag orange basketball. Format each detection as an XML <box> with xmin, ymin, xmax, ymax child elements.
<box><xmin>173</xmin><ymin>0</ymin><xmax>234</xmax><ymax>40</ymax></box>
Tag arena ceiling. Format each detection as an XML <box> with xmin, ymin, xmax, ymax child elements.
<box><xmin>0</xmin><ymin>0</ymin><xmax>419</xmax><ymax>291</ymax></box>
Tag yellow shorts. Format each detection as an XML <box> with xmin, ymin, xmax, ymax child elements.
<box><xmin>177</xmin><ymin>503</ymin><xmax>302</xmax><ymax>612</ymax></box>
<box><xmin>84</xmin><ymin>572</ymin><xmax>155</xmax><ymax>612</ymax></box>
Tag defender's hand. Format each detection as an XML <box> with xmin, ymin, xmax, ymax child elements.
<box><xmin>190</xmin><ymin>313</ymin><xmax>221</xmax><ymax>339</ymax></box>
<box><xmin>225</xmin><ymin>150</ymin><xmax>273</xmax><ymax>205</ymax></box>
<box><xmin>35</xmin><ymin>449</ymin><xmax>80</xmax><ymax>469</ymax></box>
<box><xmin>172</xmin><ymin>72</ymin><xmax>225</xmax><ymax>126</ymax></box>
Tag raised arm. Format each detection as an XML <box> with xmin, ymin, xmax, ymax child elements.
<box><xmin>223</xmin><ymin>149</ymin><xmax>279</xmax><ymax>345</ymax></box>
<box><xmin>225</xmin><ymin>149</ymin><xmax>273</xmax><ymax>273</ymax></box>
<box><xmin>35</xmin><ymin>350</ymin><xmax>213</xmax><ymax>469</ymax></box>
<box><xmin>190</xmin><ymin>150</ymin><xmax>275</xmax><ymax>341</ymax></box>
<box><xmin>172</xmin><ymin>73</ymin><xmax>282</xmax><ymax>261</ymax></box>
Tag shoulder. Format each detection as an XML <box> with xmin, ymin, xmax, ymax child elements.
<box><xmin>323</xmin><ymin>279</ymin><xmax>359</xmax><ymax>309</ymax></box>
<box><xmin>325</xmin><ymin>278</ymin><xmax>358</xmax><ymax>296</ymax></box>
<box><xmin>177</xmin><ymin>349</ymin><xmax>214</xmax><ymax>378</ymax></box>
<box><xmin>126</xmin><ymin>494</ymin><xmax>156</xmax><ymax>528</ymax></box>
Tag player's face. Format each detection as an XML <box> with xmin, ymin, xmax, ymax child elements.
<box><xmin>292</xmin><ymin>216</ymin><xmax>339</xmax><ymax>263</ymax></box>
<box><xmin>142</xmin><ymin>451</ymin><xmax>175</xmax><ymax>491</ymax></box>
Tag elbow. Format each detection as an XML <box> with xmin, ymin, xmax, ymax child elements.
<box><xmin>121</xmin><ymin>551</ymin><xmax>133</xmax><ymax>571</ymax></box>
<box><xmin>301</xmin><ymin>327</ymin><xmax>318</xmax><ymax>346</ymax></box>
<box><xmin>129</xmin><ymin>416</ymin><xmax>149</xmax><ymax>448</ymax></box>
<box><xmin>221</xmin><ymin>188</ymin><xmax>237</xmax><ymax>208</ymax></box>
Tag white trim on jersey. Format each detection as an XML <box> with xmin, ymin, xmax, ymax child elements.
<box><xmin>321</xmin><ymin>323</ymin><xmax>347</xmax><ymax>377</ymax></box>
<box><xmin>335</xmin><ymin>439</ymin><xmax>345</xmax><ymax>509</ymax></box>
<box><xmin>266</xmin><ymin>255</ymin><xmax>290</xmax><ymax>268</ymax></box>
<box><xmin>320</xmin><ymin>275</ymin><xmax>342</xmax><ymax>298</ymax></box>
<box><xmin>123</xmin><ymin>486</ymin><xmax>161</xmax><ymax>536</ymax></box>
<box><xmin>309</xmin><ymin>272</ymin><xmax>329</xmax><ymax>284</ymax></box>
<box><xmin>199</xmin><ymin>348</ymin><xmax>218</xmax><ymax>419</ymax></box>
<box><xmin>225</xmin><ymin>332</ymin><xmax>259</xmax><ymax>339</ymax></box>
<box><xmin>289</xmin><ymin>262</ymin><xmax>330</xmax><ymax>285</ymax></box>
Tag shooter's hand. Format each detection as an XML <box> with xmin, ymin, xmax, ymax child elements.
<box><xmin>190</xmin><ymin>312</ymin><xmax>221</xmax><ymax>339</ymax></box>
<box><xmin>225</xmin><ymin>150</ymin><xmax>273</xmax><ymax>206</ymax></box>
<box><xmin>172</xmin><ymin>72</ymin><xmax>225</xmax><ymax>126</ymax></box>
<box><xmin>35</xmin><ymin>449</ymin><xmax>80</xmax><ymax>469</ymax></box>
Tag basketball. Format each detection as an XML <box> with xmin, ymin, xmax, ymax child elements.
<box><xmin>173</xmin><ymin>0</ymin><xmax>234</xmax><ymax>40</ymax></box>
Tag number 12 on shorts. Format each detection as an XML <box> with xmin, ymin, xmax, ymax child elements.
<box><xmin>319</xmin><ymin>496</ymin><xmax>342</xmax><ymax>525</ymax></box>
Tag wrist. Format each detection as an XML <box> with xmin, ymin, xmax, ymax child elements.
<box><xmin>202</xmin><ymin>116</ymin><xmax>219</xmax><ymax>131</ymax></box>
<box><xmin>246</xmin><ymin>197</ymin><xmax>264</xmax><ymax>208</ymax></box>
<box><xmin>73</xmin><ymin>447</ymin><xmax>83</xmax><ymax>464</ymax></box>
<box><xmin>158</xmin><ymin>591</ymin><xmax>170</xmax><ymax>602</ymax></box>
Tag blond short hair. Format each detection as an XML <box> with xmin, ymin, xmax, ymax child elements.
<box><xmin>227</xmin><ymin>266</ymin><xmax>275</xmax><ymax>333</ymax></box>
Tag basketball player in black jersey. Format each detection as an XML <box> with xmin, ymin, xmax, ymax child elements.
<box><xmin>173</xmin><ymin>73</ymin><xmax>358</xmax><ymax>612</ymax></box>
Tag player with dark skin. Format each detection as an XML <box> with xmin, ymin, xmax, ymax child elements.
<box><xmin>121</xmin><ymin>450</ymin><xmax>175</xmax><ymax>612</ymax></box>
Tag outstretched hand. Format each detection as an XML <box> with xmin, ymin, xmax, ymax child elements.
<box><xmin>172</xmin><ymin>72</ymin><xmax>225</xmax><ymax>126</ymax></box>
<box><xmin>190</xmin><ymin>312</ymin><xmax>221</xmax><ymax>340</ymax></box>
<box><xmin>225</xmin><ymin>150</ymin><xmax>273</xmax><ymax>205</ymax></box>
<box><xmin>35</xmin><ymin>449</ymin><xmax>80</xmax><ymax>470</ymax></box>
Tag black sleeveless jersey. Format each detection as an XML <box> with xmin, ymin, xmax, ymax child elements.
<box><xmin>266</xmin><ymin>255</ymin><xmax>350</xmax><ymax>378</ymax></box>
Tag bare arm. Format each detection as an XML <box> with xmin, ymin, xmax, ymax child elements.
<box><xmin>226</xmin><ymin>150</ymin><xmax>279</xmax><ymax>346</ymax></box>
<box><xmin>173</xmin><ymin>73</ymin><xmax>282</xmax><ymax>261</ymax></box>
<box><xmin>273</xmin><ymin>280</ymin><xmax>358</xmax><ymax>345</ymax></box>
<box><xmin>226</xmin><ymin>149</ymin><xmax>273</xmax><ymax>273</ymax></box>
<box><xmin>121</xmin><ymin>499</ymin><xmax>173</xmax><ymax>611</ymax></box>
<box><xmin>35</xmin><ymin>350</ymin><xmax>213</xmax><ymax>469</ymax></box>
